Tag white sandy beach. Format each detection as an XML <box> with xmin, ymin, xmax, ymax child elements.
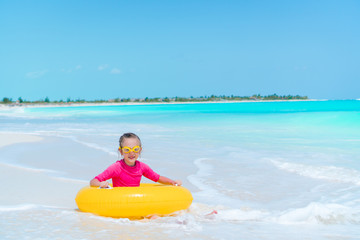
<box><xmin>0</xmin><ymin>133</ymin><xmax>90</xmax><ymax>207</ymax></box>
<box><xmin>0</xmin><ymin>99</ymin><xmax>317</xmax><ymax>110</ymax></box>
<box><xmin>0</xmin><ymin>133</ymin><xmax>43</xmax><ymax>148</ymax></box>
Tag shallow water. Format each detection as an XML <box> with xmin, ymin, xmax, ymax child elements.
<box><xmin>0</xmin><ymin>100</ymin><xmax>359</xmax><ymax>239</ymax></box>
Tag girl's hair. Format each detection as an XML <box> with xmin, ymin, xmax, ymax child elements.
<box><xmin>119</xmin><ymin>133</ymin><xmax>141</xmax><ymax>147</ymax></box>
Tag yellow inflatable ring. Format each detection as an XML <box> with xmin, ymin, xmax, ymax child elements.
<box><xmin>75</xmin><ymin>183</ymin><xmax>193</xmax><ymax>218</ymax></box>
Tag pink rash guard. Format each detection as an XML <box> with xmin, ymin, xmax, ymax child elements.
<box><xmin>94</xmin><ymin>159</ymin><xmax>160</xmax><ymax>187</ymax></box>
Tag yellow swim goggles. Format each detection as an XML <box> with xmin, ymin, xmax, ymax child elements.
<box><xmin>119</xmin><ymin>146</ymin><xmax>141</xmax><ymax>154</ymax></box>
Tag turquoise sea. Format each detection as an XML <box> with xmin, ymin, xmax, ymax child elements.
<box><xmin>0</xmin><ymin>100</ymin><xmax>359</xmax><ymax>239</ymax></box>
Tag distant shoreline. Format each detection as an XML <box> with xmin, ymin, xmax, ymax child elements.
<box><xmin>0</xmin><ymin>98</ymin><xmax>321</xmax><ymax>109</ymax></box>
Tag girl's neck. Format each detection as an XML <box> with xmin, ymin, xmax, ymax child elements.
<box><xmin>123</xmin><ymin>159</ymin><xmax>136</xmax><ymax>167</ymax></box>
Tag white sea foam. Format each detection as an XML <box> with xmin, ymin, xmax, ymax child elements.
<box><xmin>62</xmin><ymin>135</ymin><xmax>118</xmax><ymax>157</ymax></box>
<box><xmin>187</xmin><ymin>157</ymin><xmax>271</xmax><ymax>216</ymax></box>
<box><xmin>190</xmin><ymin>202</ymin><xmax>360</xmax><ymax>225</ymax></box>
<box><xmin>271</xmin><ymin>160</ymin><xmax>360</xmax><ymax>186</ymax></box>
<box><xmin>0</xmin><ymin>204</ymin><xmax>38</xmax><ymax>212</ymax></box>
<box><xmin>187</xmin><ymin>158</ymin><xmax>214</xmax><ymax>191</ymax></box>
<box><xmin>51</xmin><ymin>176</ymin><xmax>88</xmax><ymax>184</ymax></box>
<box><xmin>187</xmin><ymin>158</ymin><xmax>243</xmax><ymax>207</ymax></box>
<box><xmin>274</xmin><ymin>202</ymin><xmax>359</xmax><ymax>224</ymax></box>
<box><xmin>0</xmin><ymin>107</ymin><xmax>25</xmax><ymax>115</ymax></box>
<box><xmin>0</xmin><ymin>108</ymin><xmax>62</xmax><ymax>119</ymax></box>
<box><xmin>77</xmin><ymin>208</ymin><xmax>203</xmax><ymax>232</ymax></box>
<box><xmin>0</xmin><ymin>162</ymin><xmax>63</xmax><ymax>174</ymax></box>
<box><xmin>0</xmin><ymin>204</ymin><xmax>67</xmax><ymax>212</ymax></box>
<box><xmin>215</xmin><ymin>208</ymin><xmax>269</xmax><ymax>222</ymax></box>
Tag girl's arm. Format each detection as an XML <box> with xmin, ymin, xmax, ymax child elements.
<box><xmin>158</xmin><ymin>176</ymin><xmax>182</xmax><ymax>186</ymax></box>
<box><xmin>90</xmin><ymin>178</ymin><xmax>110</xmax><ymax>188</ymax></box>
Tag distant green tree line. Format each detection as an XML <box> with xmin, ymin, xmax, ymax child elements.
<box><xmin>1</xmin><ymin>94</ymin><xmax>308</xmax><ymax>105</ymax></box>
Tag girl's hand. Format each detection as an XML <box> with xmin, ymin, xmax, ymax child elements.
<box><xmin>158</xmin><ymin>176</ymin><xmax>182</xmax><ymax>186</ymax></box>
<box><xmin>99</xmin><ymin>181</ymin><xmax>110</xmax><ymax>188</ymax></box>
<box><xmin>173</xmin><ymin>180</ymin><xmax>182</xmax><ymax>186</ymax></box>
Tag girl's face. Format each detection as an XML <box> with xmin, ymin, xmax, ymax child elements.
<box><xmin>119</xmin><ymin>137</ymin><xmax>142</xmax><ymax>166</ymax></box>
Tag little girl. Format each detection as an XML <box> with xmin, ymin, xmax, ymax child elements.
<box><xmin>90</xmin><ymin>132</ymin><xmax>182</xmax><ymax>188</ymax></box>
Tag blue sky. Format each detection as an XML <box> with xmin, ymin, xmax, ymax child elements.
<box><xmin>1</xmin><ymin>0</ymin><xmax>359</xmax><ymax>101</ymax></box>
